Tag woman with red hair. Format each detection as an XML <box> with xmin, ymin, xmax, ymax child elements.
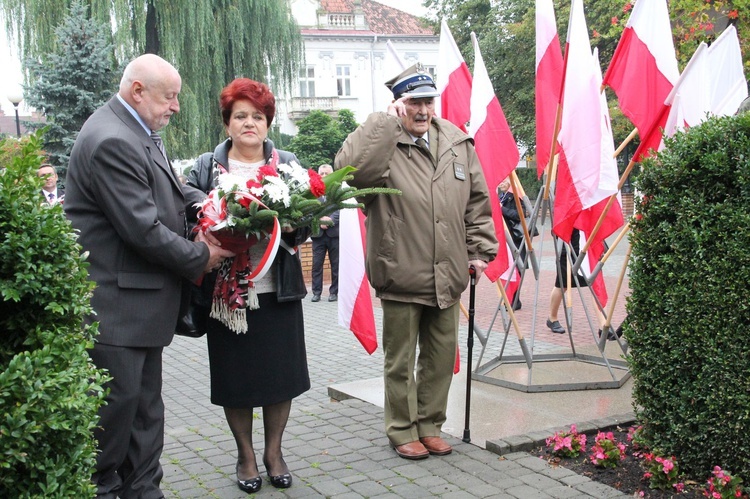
<box><xmin>187</xmin><ymin>78</ymin><xmax>309</xmax><ymax>494</ymax></box>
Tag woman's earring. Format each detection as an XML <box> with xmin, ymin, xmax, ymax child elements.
<box><xmin>263</xmin><ymin>138</ymin><xmax>268</xmax><ymax>143</ymax></box>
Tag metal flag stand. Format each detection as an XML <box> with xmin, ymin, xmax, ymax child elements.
<box><xmin>471</xmin><ymin>179</ymin><xmax>631</xmax><ymax>392</ymax></box>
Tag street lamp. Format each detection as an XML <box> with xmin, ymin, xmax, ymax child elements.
<box><xmin>6</xmin><ymin>89</ymin><xmax>23</xmax><ymax>138</ymax></box>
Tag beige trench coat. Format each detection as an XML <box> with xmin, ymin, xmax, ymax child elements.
<box><xmin>335</xmin><ymin>112</ymin><xmax>498</xmax><ymax>309</ymax></box>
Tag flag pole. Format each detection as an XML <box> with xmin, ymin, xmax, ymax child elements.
<box><xmin>459</xmin><ymin>301</ymin><xmax>487</xmax><ymax>346</ymax></box>
<box><xmin>614</xmin><ymin>127</ymin><xmax>639</xmax><ymax>158</ymax></box>
<box><xmin>509</xmin><ymin>171</ymin><xmax>540</xmax><ymax>277</ymax></box>
<box><xmin>495</xmin><ymin>280</ymin><xmax>533</xmax><ymax>368</ymax></box>
<box><xmin>570</xmin><ymin>154</ymin><xmax>638</xmax><ymax>275</ymax></box>
<box><xmin>586</xmin><ymin>223</ymin><xmax>630</xmax><ymax>284</ymax></box>
<box><xmin>598</xmin><ymin>243</ymin><xmax>632</xmax><ymax>351</ymax></box>
<box><xmin>543</xmin><ymin>103</ymin><xmax>563</xmax><ymax>205</ymax></box>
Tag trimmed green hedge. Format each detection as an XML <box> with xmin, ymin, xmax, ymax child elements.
<box><xmin>0</xmin><ymin>132</ymin><xmax>108</xmax><ymax>497</ymax></box>
<box><xmin>628</xmin><ymin>113</ymin><xmax>750</xmax><ymax>480</ymax></box>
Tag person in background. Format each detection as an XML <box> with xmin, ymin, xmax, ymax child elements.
<box><xmin>498</xmin><ymin>176</ymin><xmax>523</xmax><ymax>310</ymax></box>
<box><xmin>65</xmin><ymin>53</ymin><xmax>232</xmax><ymax>498</ymax></box>
<box><xmin>186</xmin><ymin>77</ymin><xmax>310</xmax><ymax>494</ymax></box>
<box><xmin>310</xmin><ymin>164</ymin><xmax>339</xmax><ymax>302</ymax></box>
<box><xmin>334</xmin><ymin>63</ymin><xmax>498</xmax><ymax>461</ymax></box>
<box><xmin>546</xmin><ymin>229</ymin><xmax>607</xmax><ymax>336</ymax></box>
<box><xmin>38</xmin><ymin>164</ymin><xmax>63</xmax><ymax>205</ymax></box>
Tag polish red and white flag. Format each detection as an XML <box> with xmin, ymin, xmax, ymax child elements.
<box><xmin>602</xmin><ymin>0</ymin><xmax>679</xmax><ymax>161</ymax></box>
<box><xmin>337</xmin><ymin>206</ymin><xmax>378</xmax><ymax>354</ymax></box>
<box><xmin>436</xmin><ymin>20</ymin><xmax>472</xmax><ymax>132</ymax></box>
<box><xmin>662</xmin><ymin>26</ymin><xmax>747</xmax><ymax>142</ymax></box>
<box><xmin>468</xmin><ymin>32</ymin><xmax>519</xmax><ymax>287</ymax></box>
<box><xmin>555</xmin><ymin>1</ymin><xmax>623</xmax><ymax>306</ymax></box>
<box><xmin>535</xmin><ymin>0</ymin><xmax>564</xmax><ymax>179</ymax></box>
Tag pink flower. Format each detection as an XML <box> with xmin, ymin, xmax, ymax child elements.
<box><xmin>611</xmin><ymin>16</ymin><xmax>618</xmax><ymax>25</ymax></box>
<box><xmin>662</xmin><ymin>460</ymin><xmax>674</xmax><ymax>473</ymax></box>
<box><xmin>644</xmin><ymin>472</ymin><xmax>652</xmax><ymax>479</ymax></box>
<box><xmin>674</xmin><ymin>483</ymin><xmax>684</xmax><ymax>493</ymax></box>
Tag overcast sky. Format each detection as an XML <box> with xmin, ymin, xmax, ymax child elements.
<box><xmin>1</xmin><ymin>34</ymin><xmax>24</xmax><ymax>115</ymax></box>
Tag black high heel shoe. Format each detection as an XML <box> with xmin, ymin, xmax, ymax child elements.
<box><xmin>263</xmin><ymin>458</ymin><xmax>292</xmax><ymax>489</ymax></box>
<box><xmin>236</xmin><ymin>462</ymin><xmax>262</xmax><ymax>494</ymax></box>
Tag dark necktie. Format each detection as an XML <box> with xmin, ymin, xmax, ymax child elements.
<box><xmin>415</xmin><ymin>137</ymin><xmax>428</xmax><ymax>150</ymax></box>
<box><xmin>150</xmin><ymin>131</ymin><xmax>167</xmax><ymax>161</ymax></box>
<box><xmin>47</xmin><ymin>192</ymin><xmax>54</xmax><ymax>203</ymax></box>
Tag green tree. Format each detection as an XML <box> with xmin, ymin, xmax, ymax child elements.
<box><xmin>286</xmin><ymin>109</ymin><xmax>359</xmax><ymax>169</ymax></box>
<box><xmin>23</xmin><ymin>0</ymin><xmax>116</xmax><ymax>180</ymax></box>
<box><xmin>0</xmin><ymin>0</ymin><xmax>302</xmax><ymax>159</ymax></box>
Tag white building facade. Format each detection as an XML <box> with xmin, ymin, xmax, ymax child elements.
<box><xmin>279</xmin><ymin>0</ymin><xmax>439</xmax><ymax>135</ymax></box>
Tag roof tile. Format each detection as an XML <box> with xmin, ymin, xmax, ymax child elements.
<box><xmin>318</xmin><ymin>0</ymin><xmax>433</xmax><ymax>35</ymax></box>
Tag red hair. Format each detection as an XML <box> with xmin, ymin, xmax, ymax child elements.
<box><xmin>220</xmin><ymin>78</ymin><xmax>276</xmax><ymax>126</ymax></box>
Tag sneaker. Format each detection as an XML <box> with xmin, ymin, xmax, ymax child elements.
<box><xmin>546</xmin><ymin>318</ymin><xmax>565</xmax><ymax>334</ymax></box>
<box><xmin>328</xmin><ymin>294</ymin><xmax>337</xmax><ymax>302</ymax></box>
<box><xmin>311</xmin><ymin>294</ymin><xmax>321</xmax><ymax>302</ymax></box>
<box><xmin>512</xmin><ymin>299</ymin><xmax>522</xmax><ymax>311</ymax></box>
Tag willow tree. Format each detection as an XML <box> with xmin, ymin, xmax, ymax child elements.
<box><xmin>0</xmin><ymin>0</ymin><xmax>302</xmax><ymax>159</ymax></box>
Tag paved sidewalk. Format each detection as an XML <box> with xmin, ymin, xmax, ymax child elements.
<box><xmin>161</xmin><ymin>294</ymin><xmax>630</xmax><ymax>498</ymax></box>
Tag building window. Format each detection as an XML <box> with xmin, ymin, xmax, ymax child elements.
<box><xmin>336</xmin><ymin>65</ymin><xmax>351</xmax><ymax>97</ymax></box>
<box><xmin>299</xmin><ymin>66</ymin><xmax>315</xmax><ymax>97</ymax></box>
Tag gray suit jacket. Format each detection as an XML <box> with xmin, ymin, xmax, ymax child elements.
<box><xmin>65</xmin><ymin>96</ymin><xmax>209</xmax><ymax>347</ymax></box>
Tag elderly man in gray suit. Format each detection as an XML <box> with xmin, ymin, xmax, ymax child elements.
<box><xmin>65</xmin><ymin>54</ymin><xmax>233</xmax><ymax>498</ymax></box>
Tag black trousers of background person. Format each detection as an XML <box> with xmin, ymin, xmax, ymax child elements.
<box><xmin>311</xmin><ymin>232</ymin><xmax>339</xmax><ymax>296</ymax></box>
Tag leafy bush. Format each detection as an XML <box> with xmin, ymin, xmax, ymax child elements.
<box><xmin>628</xmin><ymin>113</ymin><xmax>750</xmax><ymax>481</ymax></box>
<box><xmin>0</xmin><ymin>132</ymin><xmax>108</xmax><ymax>497</ymax></box>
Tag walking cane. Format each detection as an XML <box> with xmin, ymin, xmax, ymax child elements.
<box><xmin>462</xmin><ymin>266</ymin><xmax>477</xmax><ymax>443</ymax></box>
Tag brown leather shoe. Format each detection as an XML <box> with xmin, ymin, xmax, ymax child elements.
<box><xmin>419</xmin><ymin>436</ymin><xmax>452</xmax><ymax>456</ymax></box>
<box><xmin>391</xmin><ymin>441</ymin><xmax>429</xmax><ymax>460</ymax></box>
